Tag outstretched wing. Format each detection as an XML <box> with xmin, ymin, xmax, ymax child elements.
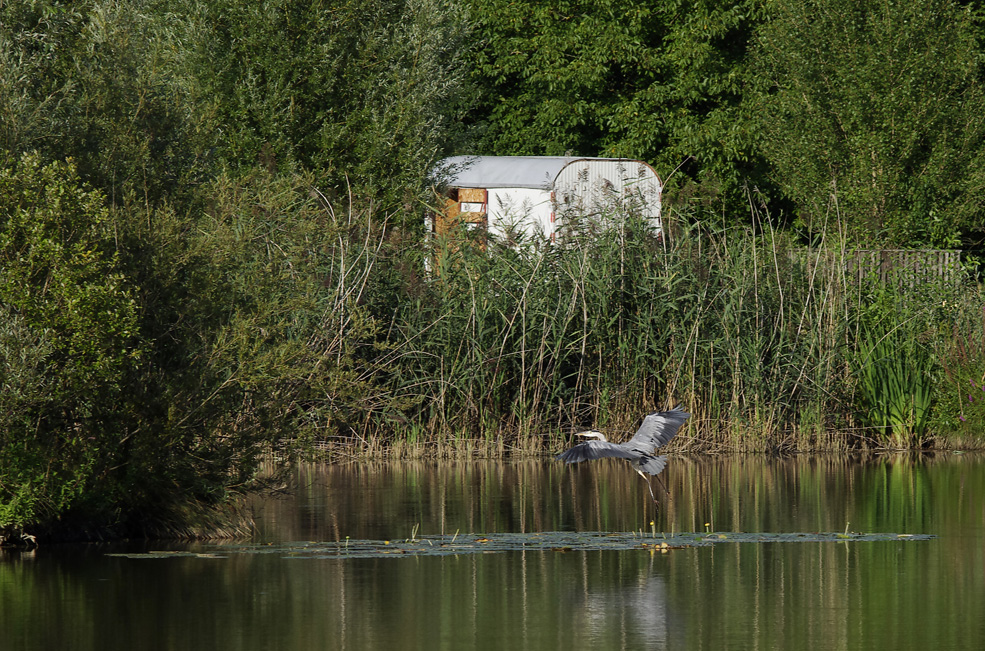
<box><xmin>556</xmin><ymin>440</ymin><xmax>638</xmax><ymax>464</ymax></box>
<box><xmin>634</xmin><ymin>454</ymin><xmax>668</xmax><ymax>476</ymax></box>
<box><xmin>626</xmin><ymin>406</ymin><xmax>690</xmax><ymax>454</ymax></box>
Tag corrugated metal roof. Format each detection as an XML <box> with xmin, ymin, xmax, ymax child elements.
<box><xmin>436</xmin><ymin>155</ymin><xmax>646</xmax><ymax>190</ymax></box>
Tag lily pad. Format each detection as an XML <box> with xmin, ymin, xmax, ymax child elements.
<box><xmin>106</xmin><ymin>531</ymin><xmax>935</xmax><ymax>560</ymax></box>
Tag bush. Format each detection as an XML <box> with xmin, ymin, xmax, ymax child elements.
<box><xmin>0</xmin><ymin>153</ymin><xmax>141</xmax><ymax>530</ymax></box>
<box><xmin>937</xmin><ymin>296</ymin><xmax>985</xmax><ymax>446</ymax></box>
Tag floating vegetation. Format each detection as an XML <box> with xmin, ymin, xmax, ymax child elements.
<box><xmin>106</xmin><ymin>531</ymin><xmax>936</xmax><ymax>560</ymax></box>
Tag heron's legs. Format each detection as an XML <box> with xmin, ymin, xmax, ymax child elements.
<box><xmin>654</xmin><ymin>474</ymin><xmax>670</xmax><ymax>498</ymax></box>
<box><xmin>636</xmin><ymin>469</ymin><xmax>658</xmax><ymax>503</ymax></box>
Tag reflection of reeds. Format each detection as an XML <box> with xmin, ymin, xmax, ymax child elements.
<box><xmin>264</xmin><ymin>454</ymin><xmax>981</xmax><ymax>545</ymax></box>
<box><xmin>240</xmin><ymin>456</ymin><xmax>985</xmax><ymax>649</ymax></box>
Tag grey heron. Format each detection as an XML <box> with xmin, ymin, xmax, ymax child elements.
<box><xmin>557</xmin><ymin>406</ymin><xmax>691</xmax><ymax>502</ymax></box>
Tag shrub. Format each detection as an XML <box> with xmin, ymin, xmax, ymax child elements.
<box><xmin>0</xmin><ymin>153</ymin><xmax>141</xmax><ymax>530</ymax></box>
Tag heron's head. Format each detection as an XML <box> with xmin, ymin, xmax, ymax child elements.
<box><xmin>575</xmin><ymin>430</ymin><xmax>607</xmax><ymax>441</ymax></box>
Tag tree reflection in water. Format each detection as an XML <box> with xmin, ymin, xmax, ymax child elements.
<box><xmin>3</xmin><ymin>454</ymin><xmax>983</xmax><ymax>650</ymax></box>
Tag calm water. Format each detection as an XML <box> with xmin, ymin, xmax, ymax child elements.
<box><xmin>2</xmin><ymin>454</ymin><xmax>984</xmax><ymax>650</ymax></box>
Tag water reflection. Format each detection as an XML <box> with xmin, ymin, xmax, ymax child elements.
<box><xmin>254</xmin><ymin>453</ymin><xmax>961</xmax><ymax>541</ymax></box>
<box><xmin>576</xmin><ymin>562</ymin><xmax>671</xmax><ymax>645</ymax></box>
<box><xmin>3</xmin><ymin>453</ymin><xmax>984</xmax><ymax>650</ymax></box>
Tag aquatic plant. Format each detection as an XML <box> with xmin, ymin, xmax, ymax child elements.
<box><xmin>385</xmin><ymin>203</ymin><xmax>863</xmax><ymax>451</ymax></box>
<box><xmin>854</xmin><ymin>320</ymin><xmax>935</xmax><ymax>448</ymax></box>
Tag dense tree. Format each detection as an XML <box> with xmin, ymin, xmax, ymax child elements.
<box><xmin>0</xmin><ymin>157</ymin><xmax>405</xmax><ymax>537</ymax></box>
<box><xmin>0</xmin><ymin>0</ymin><xmax>207</xmax><ymax>206</ymax></box>
<box><xmin>173</xmin><ymin>0</ymin><xmax>473</xmax><ymax>209</ymax></box>
<box><xmin>1</xmin><ymin>0</ymin><xmax>473</xmax><ymax>211</ymax></box>
<box><xmin>462</xmin><ymin>0</ymin><xmax>770</xmax><ymax>214</ymax></box>
<box><xmin>750</xmin><ymin>0</ymin><xmax>985</xmax><ymax>246</ymax></box>
<box><xmin>1</xmin><ymin>0</ymin><xmax>468</xmax><ymax>537</ymax></box>
<box><xmin>0</xmin><ymin>154</ymin><xmax>141</xmax><ymax>530</ymax></box>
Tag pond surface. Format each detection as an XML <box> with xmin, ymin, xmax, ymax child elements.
<box><xmin>3</xmin><ymin>453</ymin><xmax>984</xmax><ymax>650</ymax></box>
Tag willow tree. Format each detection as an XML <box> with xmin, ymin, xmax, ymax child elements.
<box><xmin>0</xmin><ymin>0</ymin><xmax>207</xmax><ymax>206</ymax></box>
<box><xmin>751</xmin><ymin>0</ymin><xmax>985</xmax><ymax>247</ymax></box>
<box><xmin>173</xmin><ymin>0</ymin><xmax>473</xmax><ymax>210</ymax></box>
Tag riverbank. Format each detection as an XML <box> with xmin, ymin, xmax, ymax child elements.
<box><xmin>0</xmin><ymin>498</ymin><xmax>256</xmax><ymax>548</ymax></box>
<box><xmin>6</xmin><ymin>202</ymin><xmax>985</xmax><ymax>544</ymax></box>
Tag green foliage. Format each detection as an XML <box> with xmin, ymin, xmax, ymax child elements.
<box><xmin>130</xmin><ymin>171</ymin><xmax>405</xmax><ymax>444</ymax></box>
<box><xmin>386</xmin><ymin>215</ymin><xmax>985</xmax><ymax>452</ymax></box>
<box><xmin>1</xmin><ymin>0</ymin><xmax>474</xmax><ymax>537</ymax></box>
<box><xmin>751</xmin><ymin>0</ymin><xmax>985</xmax><ymax>246</ymax></box>
<box><xmin>7</xmin><ymin>0</ymin><xmax>985</xmax><ymax>540</ymax></box>
<box><xmin>0</xmin><ymin>153</ymin><xmax>141</xmax><ymax>528</ymax></box>
<box><xmin>849</xmin><ymin>273</ymin><xmax>971</xmax><ymax>447</ymax></box>
<box><xmin>937</xmin><ymin>296</ymin><xmax>985</xmax><ymax>444</ymax></box>
<box><xmin>0</xmin><ymin>161</ymin><xmax>417</xmax><ymax>535</ymax></box>
<box><xmin>1</xmin><ymin>0</ymin><xmax>472</xmax><ymax>212</ymax></box>
<box><xmin>463</xmin><ymin>0</ymin><xmax>771</xmax><ymax>216</ymax></box>
<box><xmin>388</xmin><ymin>210</ymin><xmax>862</xmax><ymax>447</ymax></box>
<box><xmin>854</xmin><ymin>321</ymin><xmax>934</xmax><ymax>447</ymax></box>
<box><xmin>171</xmin><ymin>0</ymin><xmax>472</xmax><ymax>209</ymax></box>
<box><xmin>0</xmin><ymin>0</ymin><xmax>209</xmax><ymax>205</ymax></box>
<box><xmin>98</xmin><ymin>171</ymin><xmax>401</xmax><ymax>508</ymax></box>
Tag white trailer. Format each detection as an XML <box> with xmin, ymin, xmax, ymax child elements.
<box><xmin>429</xmin><ymin>156</ymin><xmax>662</xmax><ymax>244</ymax></box>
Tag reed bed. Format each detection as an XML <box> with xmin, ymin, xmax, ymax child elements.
<box><xmin>300</xmin><ymin>203</ymin><xmax>985</xmax><ymax>457</ymax></box>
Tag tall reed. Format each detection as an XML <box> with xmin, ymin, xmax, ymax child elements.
<box><xmin>381</xmin><ymin>209</ymin><xmax>854</xmax><ymax>450</ymax></box>
<box><xmin>855</xmin><ymin>321</ymin><xmax>934</xmax><ymax>448</ymax></box>
<box><xmin>308</xmin><ymin>202</ymin><xmax>980</xmax><ymax>453</ymax></box>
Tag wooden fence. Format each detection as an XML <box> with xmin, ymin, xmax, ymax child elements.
<box><xmin>848</xmin><ymin>249</ymin><xmax>963</xmax><ymax>287</ymax></box>
<box><xmin>794</xmin><ymin>249</ymin><xmax>964</xmax><ymax>289</ymax></box>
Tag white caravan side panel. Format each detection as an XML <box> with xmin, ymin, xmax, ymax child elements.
<box><xmin>553</xmin><ymin>159</ymin><xmax>662</xmax><ymax>233</ymax></box>
<box><xmin>486</xmin><ymin>188</ymin><xmax>555</xmax><ymax>242</ymax></box>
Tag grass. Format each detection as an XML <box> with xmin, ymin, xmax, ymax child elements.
<box><xmin>855</xmin><ymin>320</ymin><xmax>934</xmax><ymax>448</ymax></box>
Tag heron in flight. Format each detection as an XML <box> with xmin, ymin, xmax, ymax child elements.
<box><xmin>557</xmin><ymin>406</ymin><xmax>691</xmax><ymax>502</ymax></box>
